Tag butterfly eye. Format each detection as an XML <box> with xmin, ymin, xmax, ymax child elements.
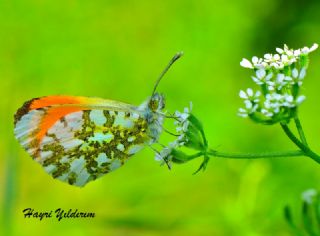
<box><xmin>149</xmin><ymin>99</ymin><xmax>159</xmax><ymax>111</ymax></box>
<box><xmin>149</xmin><ymin>93</ymin><xmax>165</xmax><ymax>112</ymax></box>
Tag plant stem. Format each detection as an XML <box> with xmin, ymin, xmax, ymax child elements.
<box><xmin>294</xmin><ymin>116</ymin><xmax>308</xmax><ymax>146</ymax></box>
<box><xmin>188</xmin><ymin>152</ymin><xmax>204</xmax><ymax>160</ymax></box>
<box><xmin>200</xmin><ymin>129</ymin><xmax>208</xmax><ymax>149</ymax></box>
<box><xmin>281</xmin><ymin>123</ymin><xmax>320</xmax><ymax>164</ymax></box>
<box><xmin>207</xmin><ymin>149</ymin><xmax>304</xmax><ymax>159</ymax></box>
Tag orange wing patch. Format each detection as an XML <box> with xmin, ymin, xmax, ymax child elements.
<box><xmin>30</xmin><ymin>96</ymin><xmax>83</xmax><ymax>109</ymax></box>
<box><xmin>14</xmin><ymin>96</ymin><xmax>88</xmax><ymax>125</ymax></box>
<box><xmin>14</xmin><ymin>96</ymin><xmax>99</xmax><ymax>156</ymax></box>
<box><xmin>36</xmin><ymin>106</ymin><xmax>85</xmax><ymax>143</ymax></box>
<box><xmin>14</xmin><ymin>95</ymin><xmax>106</xmax><ymax>143</ymax></box>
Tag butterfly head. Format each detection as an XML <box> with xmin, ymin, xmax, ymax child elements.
<box><xmin>148</xmin><ymin>93</ymin><xmax>165</xmax><ymax>112</ymax></box>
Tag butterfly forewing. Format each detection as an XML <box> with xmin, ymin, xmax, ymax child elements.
<box><xmin>14</xmin><ymin>96</ymin><xmax>152</xmax><ymax>187</ymax></box>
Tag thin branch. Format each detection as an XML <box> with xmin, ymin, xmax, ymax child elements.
<box><xmin>294</xmin><ymin>116</ymin><xmax>308</xmax><ymax>147</ymax></box>
<box><xmin>281</xmin><ymin>123</ymin><xmax>320</xmax><ymax>164</ymax></box>
<box><xmin>207</xmin><ymin>149</ymin><xmax>304</xmax><ymax>159</ymax></box>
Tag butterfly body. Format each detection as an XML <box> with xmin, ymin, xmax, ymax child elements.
<box><xmin>14</xmin><ymin>94</ymin><xmax>165</xmax><ymax>187</ymax></box>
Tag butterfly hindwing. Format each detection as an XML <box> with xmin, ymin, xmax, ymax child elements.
<box><xmin>14</xmin><ymin>96</ymin><xmax>151</xmax><ymax>187</ymax></box>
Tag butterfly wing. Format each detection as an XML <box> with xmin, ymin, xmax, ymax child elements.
<box><xmin>14</xmin><ymin>96</ymin><xmax>151</xmax><ymax>187</ymax></box>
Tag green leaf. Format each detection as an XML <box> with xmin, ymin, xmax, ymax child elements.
<box><xmin>314</xmin><ymin>196</ymin><xmax>320</xmax><ymax>231</ymax></box>
<box><xmin>283</xmin><ymin>206</ymin><xmax>304</xmax><ymax>236</ymax></box>
<box><xmin>185</xmin><ymin>124</ymin><xmax>205</xmax><ymax>151</ymax></box>
<box><xmin>193</xmin><ymin>155</ymin><xmax>210</xmax><ymax>175</ymax></box>
<box><xmin>299</xmin><ymin>55</ymin><xmax>309</xmax><ymax>69</ymax></box>
<box><xmin>302</xmin><ymin>201</ymin><xmax>318</xmax><ymax>236</ymax></box>
<box><xmin>188</xmin><ymin>114</ymin><xmax>204</xmax><ymax>132</ymax></box>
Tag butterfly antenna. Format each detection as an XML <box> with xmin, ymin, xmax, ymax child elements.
<box><xmin>151</xmin><ymin>51</ymin><xmax>183</xmax><ymax>96</ymax></box>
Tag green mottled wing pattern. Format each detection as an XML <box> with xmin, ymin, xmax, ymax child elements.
<box><xmin>17</xmin><ymin>107</ymin><xmax>150</xmax><ymax>187</ymax></box>
<box><xmin>43</xmin><ymin>109</ymin><xmax>150</xmax><ymax>186</ymax></box>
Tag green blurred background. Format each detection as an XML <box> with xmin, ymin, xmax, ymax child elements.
<box><xmin>1</xmin><ymin>0</ymin><xmax>320</xmax><ymax>235</ymax></box>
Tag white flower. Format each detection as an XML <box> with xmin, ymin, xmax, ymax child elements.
<box><xmin>264</xmin><ymin>53</ymin><xmax>272</xmax><ymax>60</ymax></box>
<box><xmin>282</xmin><ymin>44</ymin><xmax>294</xmax><ymax>57</ymax></box>
<box><xmin>264</xmin><ymin>53</ymin><xmax>281</xmax><ymax>64</ymax></box>
<box><xmin>273</xmin><ymin>74</ymin><xmax>283</xmax><ymax>89</ymax></box>
<box><xmin>251</xmin><ymin>69</ymin><xmax>273</xmax><ymax>85</ymax></box>
<box><xmin>239</xmin><ymin>88</ymin><xmax>252</xmax><ymax>98</ymax></box>
<box><xmin>292</xmin><ymin>68</ymin><xmax>298</xmax><ymax>78</ymax></box>
<box><xmin>252</xmin><ymin>56</ymin><xmax>259</xmax><ymax>64</ymax></box>
<box><xmin>175</xmin><ymin>102</ymin><xmax>192</xmax><ymax>122</ymax></box>
<box><xmin>264</xmin><ymin>93</ymin><xmax>281</xmax><ymax>114</ymax></box>
<box><xmin>296</xmin><ymin>95</ymin><xmax>306</xmax><ymax>104</ymax></box>
<box><xmin>282</xmin><ymin>94</ymin><xmax>295</xmax><ymax>107</ymax></box>
<box><xmin>294</xmin><ymin>49</ymin><xmax>301</xmax><ymax>56</ymax></box>
<box><xmin>310</xmin><ymin>43</ymin><xmax>319</xmax><ymax>52</ymax></box>
<box><xmin>238</xmin><ymin>100</ymin><xmax>259</xmax><ymax>117</ymax></box>
<box><xmin>238</xmin><ymin>88</ymin><xmax>261</xmax><ymax>117</ymax></box>
<box><xmin>252</xmin><ymin>57</ymin><xmax>266</xmax><ymax>69</ymax></box>
<box><xmin>276</xmin><ymin>47</ymin><xmax>284</xmax><ymax>54</ymax></box>
<box><xmin>239</xmin><ymin>88</ymin><xmax>261</xmax><ymax>102</ymax></box>
<box><xmin>299</xmin><ymin>67</ymin><xmax>306</xmax><ymax>79</ymax></box>
<box><xmin>155</xmin><ymin>146</ymin><xmax>173</xmax><ymax>167</ymax></box>
<box><xmin>261</xmin><ymin>108</ymin><xmax>273</xmax><ymax>117</ymax></box>
<box><xmin>260</xmin><ymin>92</ymin><xmax>304</xmax><ymax>118</ymax></box>
<box><xmin>267</xmin><ymin>73</ymin><xmax>292</xmax><ymax>91</ymax></box>
<box><xmin>291</xmin><ymin>68</ymin><xmax>306</xmax><ymax>86</ymax></box>
<box><xmin>238</xmin><ymin>104</ymin><xmax>258</xmax><ymax>117</ymax></box>
<box><xmin>173</xmin><ymin>102</ymin><xmax>193</xmax><ymax>145</ymax></box>
<box><xmin>280</xmin><ymin>54</ymin><xmax>296</xmax><ymax>66</ymax></box>
<box><xmin>262</xmin><ymin>93</ymin><xmax>296</xmax><ymax>117</ymax></box>
<box><xmin>238</xmin><ymin>108</ymin><xmax>249</xmax><ymax>117</ymax></box>
<box><xmin>240</xmin><ymin>58</ymin><xmax>253</xmax><ymax>68</ymax></box>
<box><xmin>301</xmin><ymin>189</ymin><xmax>317</xmax><ymax>204</ymax></box>
<box><xmin>256</xmin><ymin>68</ymin><xmax>266</xmax><ymax>78</ymax></box>
<box><xmin>274</xmin><ymin>54</ymin><xmax>280</xmax><ymax>60</ymax></box>
<box><xmin>301</xmin><ymin>43</ymin><xmax>318</xmax><ymax>54</ymax></box>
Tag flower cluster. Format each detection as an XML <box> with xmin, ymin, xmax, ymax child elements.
<box><xmin>155</xmin><ymin>102</ymin><xmax>209</xmax><ymax>172</ymax></box>
<box><xmin>155</xmin><ymin>102</ymin><xmax>193</xmax><ymax>167</ymax></box>
<box><xmin>240</xmin><ymin>43</ymin><xmax>318</xmax><ymax>70</ymax></box>
<box><xmin>173</xmin><ymin>102</ymin><xmax>193</xmax><ymax>145</ymax></box>
<box><xmin>238</xmin><ymin>43</ymin><xmax>318</xmax><ymax>124</ymax></box>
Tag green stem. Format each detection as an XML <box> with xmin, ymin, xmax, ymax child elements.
<box><xmin>294</xmin><ymin>116</ymin><xmax>308</xmax><ymax>146</ymax></box>
<box><xmin>281</xmin><ymin>123</ymin><xmax>320</xmax><ymax>164</ymax></box>
<box><xmin>200</xmin><ymin>129</ymin><xmax>208</xmax><ymax>149</ymax></box>
<box><xmin>207</xmin><ymin>149</ymin><xmax>304</xmax><ymax>159</ymax></box>
<box><xmin>188</xmin><ymin>152</ymin><xmax>204</xmax><ymax>160</ymax></box>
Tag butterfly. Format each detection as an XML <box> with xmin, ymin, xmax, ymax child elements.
<box><xmin>14</xmin><ymin>52</ymin><xmax>183</xmax><ymax>187</ymax></box>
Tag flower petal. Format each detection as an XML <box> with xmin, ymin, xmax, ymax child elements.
<box><xmin>292</xmin><ymin>68</ymin><xmax>298</xmax><ymax>78</ymax></box>
<box><xmin>240</xmin><ymin>58</ymin><xmax>253</xmax><ymax>68</ymax></box>
<box><xmin>246</xmin><ymin>88</ymin><xmax>253</xmax><ymax>97</ymax></box>
<box><xmin>256</xmin><ymin>69</ymin><xmax>266</xmax><ymax>79</ymax></box>
<box><xmin>309</xmin><ymin>43</ymin><xmax>318</xmax><ymax>52</ymax></box>
<box><xmin>239</xmin><ymin>90</ymin><xmax>247</xmax><ymax>99</ymax></box>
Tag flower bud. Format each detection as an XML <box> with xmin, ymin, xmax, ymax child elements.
<box><xmin>171</xmin><ymin>149</ymin><xmax>193</xmax><ymax>164</ymax></box>
<box><xmin>184</xmin><ymin>121</ymin><xmax>205</xmax><ymax>151</ymax></box>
